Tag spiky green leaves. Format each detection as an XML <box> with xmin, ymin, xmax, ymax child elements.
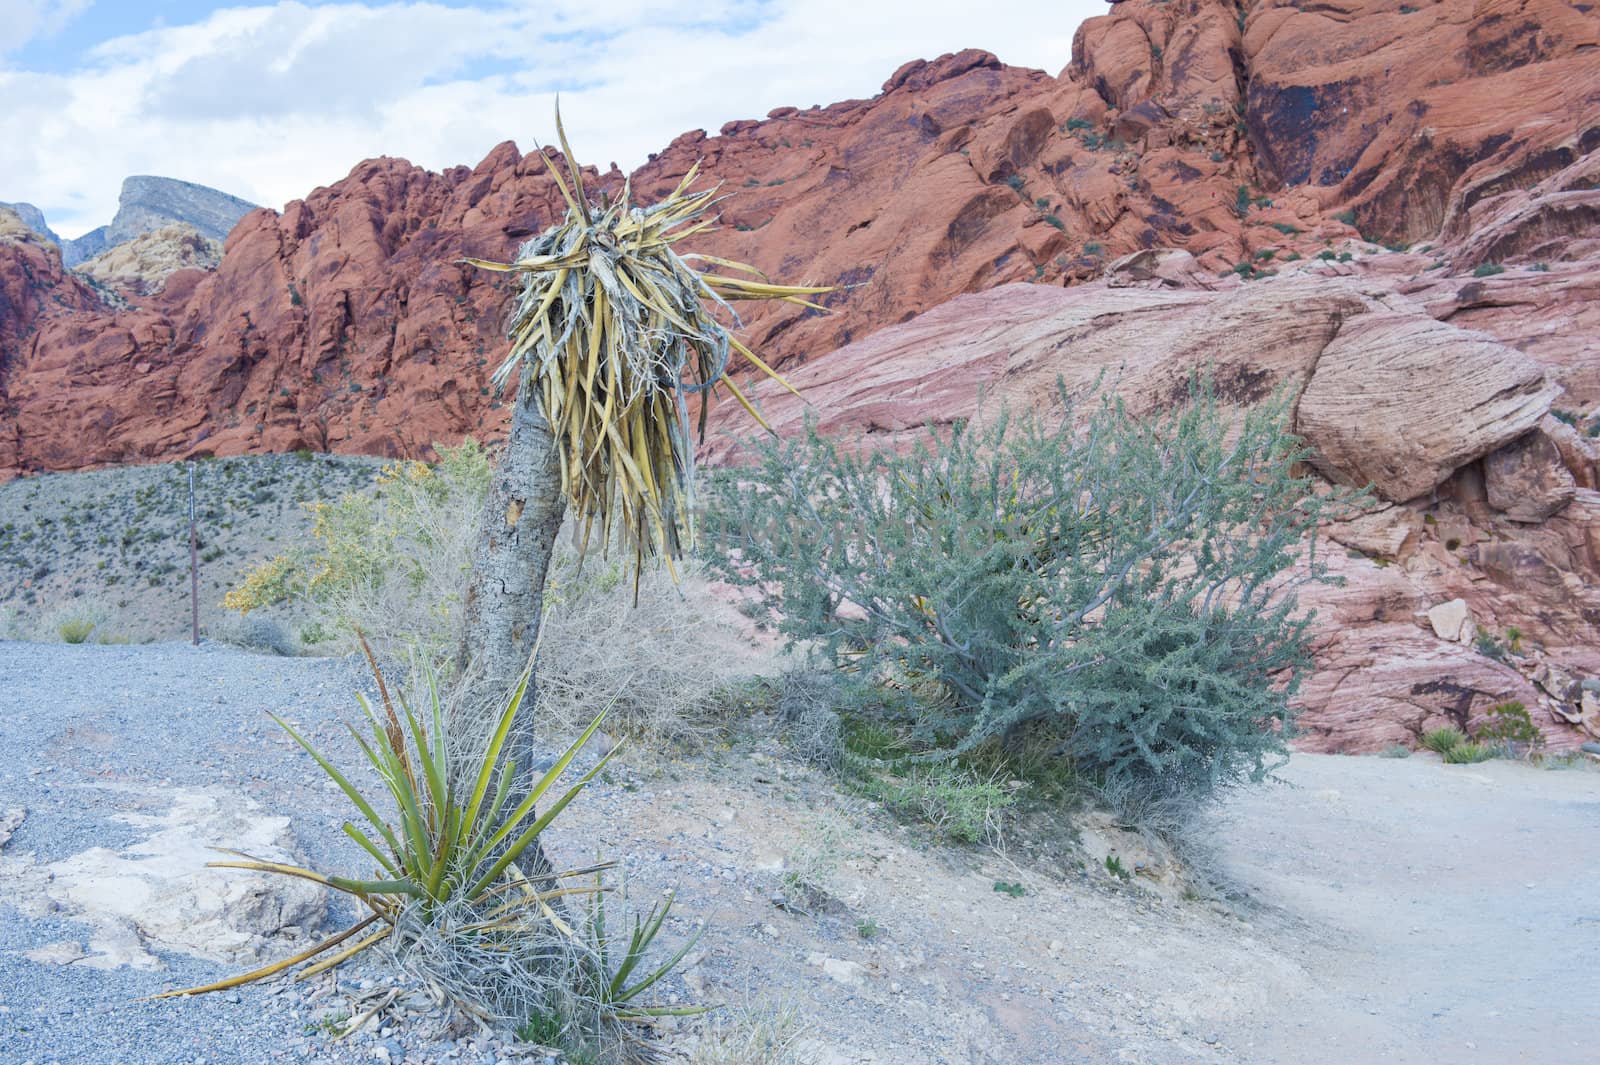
<box><xmin>152</xmin><ymin>644</ymin><xmax>621</xmax><ymax>998</ymax></box>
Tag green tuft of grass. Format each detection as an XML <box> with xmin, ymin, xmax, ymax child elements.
<box><xmin>992</xmin><ymin>880</ymin><xmax>1026</xmax><ymax>898</ymax></box>
<box><xmin>1442</xmin><ymin>741</ymin><xmax>1495</xmax><ymax>765</ymax></box>
<box><xmin>1422</xmin><ymin>726</ymin><xmax>1466</xmax><ymax>754</ymax></box>
<box><xmin>1104</xmin><ymin>854</ymin><xmax>1131</xmax><ymax>880</ymax></box>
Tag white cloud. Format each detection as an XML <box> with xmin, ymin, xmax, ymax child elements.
<box><xmin>0</xmin><ymin>0</ymin><xmax>92</xmax><ymax>54</ymax></box>
<box><xmin>0</xmin><ymin>0</ymin><xmax>1100</xmax><ymax>237</ymax></box>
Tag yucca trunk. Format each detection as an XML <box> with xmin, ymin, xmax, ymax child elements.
<box><xmin>455</xmin><ymin>110</ymin><xmax>833</xmax><ymax>883</ymax></box>
<box><xmin>456</xmin><ymin>368</ymin><xmax>566</xmax><ymax>870</ymax></box>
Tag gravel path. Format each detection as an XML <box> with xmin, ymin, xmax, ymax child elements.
<box><xmin>0</xmin><ymin>641</ymin><xmax>392</xmax><ymax>1065</ymax></box>
<box><xmin>1</xmin><ymin>641</ymin><xmax>1596</xmax><ymax>1065</ymax></box>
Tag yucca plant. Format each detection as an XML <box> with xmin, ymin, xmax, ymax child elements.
<box><xmin>1421</xmin><ymin>726</ymin><xmax>1466</xmax><ymax>755</ymax></box>
<box><xmin>1441</xmin><ymin>741</ymin><xmax>1496</xmax><ymax>765</ymax></box>
<box><xmin>464</xmin><ymin>109</ymin><xmax>831</xmax><ymax>588</ymax></box>
<box><xmin>156</xmin><ymin>641</ymin><xmax>701</xmax><ymax>1049</ymax></box>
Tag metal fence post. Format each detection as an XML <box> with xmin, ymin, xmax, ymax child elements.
<box><xmin>189</xmin><ymin>463</ymin><xmax>199</xmax><ymax>646</ymax></box>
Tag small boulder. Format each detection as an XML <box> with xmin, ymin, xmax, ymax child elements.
<box><xmin>0</xmin><ymin>807</ymin><xmax>25</xmax><ymax>849</ymax></box>
<box><xmin>1532</xmin><ymin>662</ymin><xmax>1583</xmax><ymax>704</ymax></box>
<box><xmin>1296</xmin><ymin>312</ymin><xmax>1558</xmax><ymax>502</ymax></box>
<box><xmin>1484</xmin><ymin>429</ymin><xmax>1577</xmax><ymax>522</ymax></box>
<box><xmin>1427</xmin><ymin>598</ymin><xmax>1475</xmax><ymax>643</ymax></box>
<box><xmin>1582</xmin><ymin>690</ymin><xmax>1600</xmax><ymax>738</ymax></box>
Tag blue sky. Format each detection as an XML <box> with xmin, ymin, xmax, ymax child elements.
<box><xmin>0</xmin><ymin>0</ymin><xmax>1100</xmax><ymax>237</ymax></box>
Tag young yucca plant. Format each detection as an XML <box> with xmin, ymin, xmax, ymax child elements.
<box><xmin>465</xmin><ymin>108</ymin><xmax>832</xmax><ymax>587</ymax></box>
<box><xmin>155</xmin><ymin>640</ymin><xmax>701</xmax><ymax>1044</ymax></box>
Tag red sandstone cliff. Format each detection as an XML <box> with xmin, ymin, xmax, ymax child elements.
<box><xmin>3</xmin><ymin>0</ymin><xmax>1596</xmax><ymax>477</ymax></box>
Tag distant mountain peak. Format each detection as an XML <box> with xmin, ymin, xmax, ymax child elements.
<box><xmin>1</xmin><ymin>177</ymin><xmax>259</xmax><ymax>268</ymax></box>
<box><xmin>0</xmin><ymin>201</ymin><xmax>59</xmax><ymax>247</ymax></box>
<box><xmin>107</xmin><ymin>176</ymin><xmax>258</xmax><ymax>248</ymax></box>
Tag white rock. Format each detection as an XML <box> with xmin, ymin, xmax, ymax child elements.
<box><xmin>0</xmin><ymin>784</ymin><xmax>326</xmax><ymax>970</ymax></box>
<box><xmin>0</xmin><ymin>808</ymin><xmax>24</xmax><ymax>849</ymax></box>
<box><xmin>1426</xmin><ymin>598</ymin><xmax>1475</xmax><ymax>643</ymax></box>
<box><xmin>806</xmin><ymin>951</ymin><xmax>866</xmax><ymax>985</ymax></box>
<box><xmin>25</xmin><ymin>940</ymin><xmax>85</xmax><ymax>966</ymax></box>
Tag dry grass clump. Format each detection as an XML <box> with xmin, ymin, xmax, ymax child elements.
<box><xmin>33</xmin><ymin>601</ymin><xmax>109</xmax><ymax>644</ymax></box>
<box><xmin>536</xmin><ymin>554</ymin><xmax>733</xmax><ymax>751</ymax></box>
<box><xmin>689</xmin><ymin>1001</ymin><xmax>816</xmax><ymax>1065</ymax></box>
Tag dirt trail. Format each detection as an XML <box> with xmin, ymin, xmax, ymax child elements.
<box><xmin>1209</xmin><ymin>755</ymin><xmax>1599</xmax><ymax>1065</ymax></box>
<box><xmin>1</xmin><ymin>643</ymin><xmax>1595</xmax><ymax>1064</ymax></box>
<box><xmin>555</xmin><ymin>744</ymin><xmax>1600</xmax><ymax>1065</ymax></box>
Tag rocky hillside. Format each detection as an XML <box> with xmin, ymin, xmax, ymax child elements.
<box><xmin>75</xmin><ymin>223</ymin><xmax>224</xmax><ymax>297</ymax></box>
<box><xmin>2</xmin><ymin>0</ymin><xmax>1594</xmax><ymax>475</ymax></box>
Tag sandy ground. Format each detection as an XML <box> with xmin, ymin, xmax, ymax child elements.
<box><xmin>1</xmin><ymin>642</ymin><xmax>1595</xmax><ymax>1064</ymax></box>
<box><xmin>1206</xmin><ymin>755</ymin><xmax>1599</xmax><ymax>1065</ymax></box>
<box><xmin>559</xmin><ymin>744</ymin><xmax>1599</xmax><ymax>1065</ymax></box>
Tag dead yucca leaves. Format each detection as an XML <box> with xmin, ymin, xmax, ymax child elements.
<box><xmin>465</xmin><ymin>109</ymin><xmax>832</xmax><ymax>586</ymax></box>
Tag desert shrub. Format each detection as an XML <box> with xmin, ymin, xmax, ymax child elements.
<box><xmin>1379</xmin><ymin>744</ymin><xmax>1412</xmax><ymax>758</ymax></box>
<box><xmin>1472</xmin><ymin>262</ymin><xmax>1506</xmax><ymax>277</ymax></box>
<box><xmin>214</xmin><ymin>614</ymin><xmax>296</xmax><ymax>656</ymax></box>
<box><xmin>706</xmin><ymin>381</ymin><xmax>1349</xmax><ymax>811</ymax></box>
<box><xmin>225</xmin><ymin>439</ymin><xmax>492</xmax><ymax>661</ymax></box>
<box><xmin>35</xmin><ymin>603</ymin><xmax>108</xmax><ymax>645</ymax></box>
<box><xmin>57</xmin><ymin>617</ymin><xmax>97</xmax><ymax>644</ymax></box>
<box><xmin>775</xmin><ymin>670</ymin><xmax>845</xmax><ymax>769</ymax></box>
<box><xmin>228</xmin><ymin>439</ymin><xmax>730</xmax><ymax>747</ymax></box>
<box><xmin>1475</xmin><ymin>700</ymin><xmax>1543</xmax><ymax>749</ymax></box>
<box><xmin>1421</xmin><ymin>726</ymin><xmax>1466</xmax><ymax>754</ymax></box>
<box><xmin>535</xmin><ymin>555</ymin><xmax>733</xmax><ymax>750</ymax></box>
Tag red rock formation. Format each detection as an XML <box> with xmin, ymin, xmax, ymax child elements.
<box><xmin>4</xmin><ymin>0</ymin><xmax>1596</xmax><ymax>480</ymax></box>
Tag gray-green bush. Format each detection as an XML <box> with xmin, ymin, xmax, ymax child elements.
<box><xmin>705</xmin><ymin>381</ymin><xmax>1351</xmax><ymax>808</ymax></box>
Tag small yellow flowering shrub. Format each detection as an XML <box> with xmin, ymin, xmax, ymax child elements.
<box><xmin>225</xmin><ymin>440</ymin><xmax>491</xmax><ymax>659</ymax></box>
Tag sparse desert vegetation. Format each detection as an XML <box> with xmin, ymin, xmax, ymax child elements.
<box><xmin>0</xmin><ymin>451</ymin><xmax>382</xmax><ymax>647</ymax></box>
